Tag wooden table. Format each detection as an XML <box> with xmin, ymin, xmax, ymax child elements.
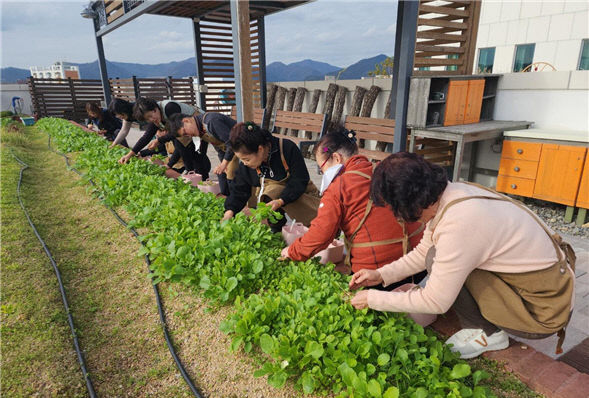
<box><xmin>409</xmin><ymin>120</ymin><xmax>533</xmax><ymax>181</ymax></box>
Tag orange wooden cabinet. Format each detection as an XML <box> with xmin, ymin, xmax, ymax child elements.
<box><xmin>444</xmin><ymin>79</ymin><xmax>485</xmax><ymax>126</ymax></box>
<box><xmin>496</xmin><ymin>140</ymin><xmax>542</xmax><ymax>197</ymax></box>
<box><xmin>534</xmin><ymin>144</ymin><xmax>587</xmax><ymax>206</ymax></box>
<box><xmin>497</xmin><ymin>139</ymin><xmax>588</xmax><ymax>207</ymax></box>
<box><xmin>576</xmin><ymin>155</ymin><xmax>589</xmax><ymax>209</ymax></box>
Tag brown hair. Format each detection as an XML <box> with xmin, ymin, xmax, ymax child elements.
<box><xmin>85</xmin><ymin>102</ymin><xmax>102</xmax><ymax>119</ymax></box>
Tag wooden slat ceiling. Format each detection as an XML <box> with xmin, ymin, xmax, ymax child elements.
<box><xmin>147</xmin><ymin>0</ymin><xmax>310</xmax><ymax>22</ymax></box>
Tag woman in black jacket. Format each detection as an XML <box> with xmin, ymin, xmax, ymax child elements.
<box><xmin>222</xmin><ymin>122</ymin><xmax>320</xmax><ymax>232</ymax></box>
<box><xmin>85</xmin><ymin>102</ymin><xmax>124</xmax><ymax>144</ymax></box>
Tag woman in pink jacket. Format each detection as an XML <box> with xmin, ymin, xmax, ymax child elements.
<box><xmin>349</xmin><ymin>152</ymin><xmax>575</xmax><ymax>359</ymax></box>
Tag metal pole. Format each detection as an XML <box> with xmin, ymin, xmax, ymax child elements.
<box><xmin>388</xmin><ymin>0</ymin><xmax>406</xmax><ymax>119</ymax></box>
<box><xmin>192</xmin><ymin>19</ymin><xmax>206</xmax><ymax>110</ymax></box>
<box><xmin>392</xmin><ymin>0</ymin><xmax>419</xmax><ymax>153</ymax></box>
<box><xmin>258</xmin><ymin>16</ymin><xmax>267</xmax><ymax>109</ymax></box>
<box><xmin>93</xmin><ymin>18</ymin><xmax>111</xmax><ymax>105</ymax></box>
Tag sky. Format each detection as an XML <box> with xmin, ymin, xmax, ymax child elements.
<box><xmin>0</xmin><ymin>0</ymin><xmax>397</xmax><ymax>70</ymax></box>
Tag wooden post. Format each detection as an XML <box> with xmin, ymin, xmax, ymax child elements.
<box><xmin>68</xmin><ymin>77</ymin><xmax>78</xmax><ymax>121</ymax></box>
<box><xmin>349</xmin><ymin>86</ymin><xmax>367</xmax><ymax>117</ymax></box>
<box><xmin>293</xmin><ymin>87</ymin><xmax>306</xmax><ymax>112</ymax></box>
<box><xmin>263</xmin><ymin>84</ymin><xmax>278</xmax><ymax>129</ymax></box>
<box><xmin>360</xmin><ymin>85</ymin><xmax>381</xmax><ymax>117</ymax></box>
<box><xmin>463</xmin><ymin>1</ymin><xmax>482</xmax><ymax>75</ymax></box>
<box><xmin>323</xmin><ymin>83</ymin><xmax>338</xmax><ymax>118</ymax></box>
<box><xmin>274</xmin><ymin>86</ymin><xmax>287</xmax><ymax>134</ymax></box>
<box><xmin>132</xmin><ymin>75</ymin><xmax>140</xmax><ymax>101</ymax></box>
<box><xmin>286</xmin><ymin>87</ymin><xmax>297</xmax><ymax>111</ymax></box>
<box><xmin>275</xmin><ymin>86</ymin><xmax>287</xmax><ymax>112</ymax></box>
<box><xmin>230</xmin><ymin>0</ymin><xmax>253</xmax><ymax>122</ymax></box>
<box><xmin>331</xmin><ymin>85</ymin><xmax>348</xmax><ymax>129</ymax></box>
<box><xmin>384</xmin><ymin>90</ymin><xmax>393</xmax><ymax>119</ymax></box>
<box><xmin>309</xmin><ymin>89</ymin><xmax>322</xmax><ymax>113</ymax></box>
<box><xmin>291</xmin><ymin>87</ymin><xmax>307</xmax><ymax>137</ymax></box>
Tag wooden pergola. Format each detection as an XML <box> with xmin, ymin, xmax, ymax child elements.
<box><xmin>86</xmin><ymin>0</ymin><xmax>481</xmax><ymax>152</ymax></box>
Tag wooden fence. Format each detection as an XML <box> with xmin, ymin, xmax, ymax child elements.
<box><xmin>28</xmin><ymin>76</ymin><xmax>197</xmax><ymax>122</ymax></box>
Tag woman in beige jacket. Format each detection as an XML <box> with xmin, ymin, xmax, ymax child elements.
<box><xmin>349</xmin><ymin>152</ymin><xmax>575</xmax><ymax>359</ymax></box>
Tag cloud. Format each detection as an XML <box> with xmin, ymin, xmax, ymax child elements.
<box><xmin>1</xmin><ymin>0</ymin><xmax>399</xmax><ymax>70</ymax></box>
<box><xmin>362</xmin><ymin>27</ymin><xmax>377</xmax><ymax>37</ymax></box>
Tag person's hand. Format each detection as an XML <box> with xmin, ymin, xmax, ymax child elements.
<box><xmin>109</xmin><ymin>142</ymin><xmax>116</xmax><ymax>149</ymax></box>
<box><xmin>87</xmin><ymin>123</ymin><xmax>93</xmax><ymax>129</ymax></box>
<box><xmin>349</xmin><ymin>269</ymin><xmax>383</xmax><ymax>290</ymax></box>
<box><xmin>268</xmin><ymin>198</ymin><xmax>284</xmax><ymax>211</ymax></box>
<box><xmin>279</xmin><ymin>246</ymin><xmax>291</xmax><ymax>260</ymax></box>
<box><xmin>350</xmin><ymin>290</ymin><xmax>370</xmax><ymax>309</ymax></box>
<box><xmin>213</xmin><ymin>160</ymin><xmax>228</xmax><ymax>175</ymax></box>
<box><xmin>221</xmin><ymin>210</ymin><xmax>234</xmax><ymax>222</ymax></box>
<box><xmin>147</xmin><ymin>139</ymin><xmax>159</xmax><ymax>151</ymax></box>
<box><xmin>98</xmin><ymin>129</ymin><xmax>106</xmax><ymax>135</ymax></box>
<box><xmin>118</xmin><ymin>153</ymin><xmax>133</xmax><ymax>164</ymax></box>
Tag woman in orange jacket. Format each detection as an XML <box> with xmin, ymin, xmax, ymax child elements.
<box><xmin>281</xmin><ymin>129</ymin><xmax>426</xmax><ymax>289</ymax></box>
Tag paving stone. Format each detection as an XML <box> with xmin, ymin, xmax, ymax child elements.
<box><xmin>509</xmin><ymin>351</ymin><xmax>555</xmax><ymax>385</ymax></box>
<box><xmin>531</xmin><ymin>361</ymin><xmax>578</xmax><ymax>396</ymax></box>
<box><xmin>555</xmin><ymin>372</ymin><xmax>589</xmax><ymax>398</ymax></box>
<box><xmin>430</xmin><ymin>309</ymin><xmax>460</xmax><ymax>337</ymax></box>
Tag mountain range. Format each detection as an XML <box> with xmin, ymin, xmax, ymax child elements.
<box><xmin>1</xmin><ymin>54</ymin><xmax>391</xmax><ymax>83</ymax></box>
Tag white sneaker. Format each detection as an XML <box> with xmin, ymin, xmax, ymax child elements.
<box><xmin>445</xmin><ymin>329</ymin><xmax>509</xmax><ymax>359</ymax></box>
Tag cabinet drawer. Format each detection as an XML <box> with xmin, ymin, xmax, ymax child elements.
<box><xmin>496</xmin><ymin>175</ymin><xmax>535</xmax><ymax>197</ymax></box>
<box><xmin>502</xmin><ymin>140</ymin><xmax>542</xmax><ymax>161</ymax></box>
<box><xmin>498</xmin><ymin>158</ymin><xmax>539</xmax><ymax>179</ymax></box>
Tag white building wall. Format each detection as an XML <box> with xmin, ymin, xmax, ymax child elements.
<box><xmin>475</xmin><ymin>0</ymin><xmax>589</xmax><ymax>73</ymax></box>
<box><xmin>0</xmin><ymin>84</ymin><xmax>34</xmax><ymax>114</ymax></box>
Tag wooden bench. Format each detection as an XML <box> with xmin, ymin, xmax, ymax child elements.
<box><xmin>230</xmin><ymin>106</ymin><xmax>267</xmax><ymax>129</ymax></box>
<box><xmin>271</xmin><ymin>110</ymin><xmax>329</xmax><ymax>151</ymax></box>
<box><xmin>343</xmin><ymin>115</ymin><xmax>455</xmax><ymax>165</ymax></box>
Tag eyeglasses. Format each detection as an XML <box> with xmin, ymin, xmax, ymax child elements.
<box><xmin>317</xmin><ymin>152</ymin><xmax>332</xmax><ymax>175</ymax></box>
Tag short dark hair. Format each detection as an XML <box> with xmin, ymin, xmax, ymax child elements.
<box><xmin>166</xmin><ymin>113</ymin><xmax>192</xmax><ymax>136</ymax></box>
<box><xmin>230</xmin><ymin>122</ymin><xmax>273</xmax><ymax>154</ymax></box>
<box><xmin>315</xmin><ymin>127</ymin><xmax>359</xmax><ymax>158</ymax></box>
<box><xmin>108</xmin><ymin>98</ymin><xmax>134</xmax><ymax>121</ymax></box>
<box><xmin>371</xmin><ymin>152</ymin><xmax>448</xmax><ymax>222</ymax></box>
<box><xmin>133</xmin><ymin>97</ymin><xmax>160</xmax><ymax>122</ymax></box>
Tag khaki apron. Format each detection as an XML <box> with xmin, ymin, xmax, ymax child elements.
<box><xmin>428</xmin><ymin>182</ymin><xmax>575</xmax><ymax>354</ymax></box>
<box><xmin>200</xmin><ymin>112</ymin><xmax>239</xmax><ymax>180</ymax></box>
<box><xmin>251</xmin><ymin>138</ymin><xmax>320</xmax><ymax>226</ymax></box>
<box><xmin>343</xmin><ymin>170</ymin><xmax>425</xmax><ymax>268</ymax></box>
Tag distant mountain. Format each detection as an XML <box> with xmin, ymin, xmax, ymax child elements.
<box><xmin>267</xmin><ymin>59</ymin><xmax>341</xmax><ymax>82</ymax></box>
<box><xmin>0</xmin><ymin>67</ymin><xmax>30</xmax><ymax>83</ymax></box>
<box><xmin>1</xmin><ymin>54</ymin><xmax>392</xmax><ymax>84</ymax></box>
<box><xmin>327</xmin><ymin>54</ymin><xmax>390</xmax><ymax>80</ymax></box>
<box><xmin>76</xmin><ymin>57</ymin><xmax>198</xmax><ymax>79</ymax></box>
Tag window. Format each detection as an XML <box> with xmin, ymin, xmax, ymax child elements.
<box><xmin>446</xmin><ymin>54</ymin><xmax>459</xmax><ymax>71</ymax></box>
<box><xmin>477</xmin><ymin>47</ymin><xmax>495</xmax><ymax>73</ymax></box>
<box><xmin>513</xmin><ymin>44</ymin><xmax>535</xmax><ymax>72</ymax></box>
<box><xmin>579</xmin><ymin>39</ymin><xmax>589</xmax><ymax>70</ymax></box>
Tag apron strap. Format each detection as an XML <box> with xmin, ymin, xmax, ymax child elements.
<box><xmin>341</xmin><ymin>169</ymin><xmax>421</xmax><ymax>267</ymax></box>
<box><xmin>279</xmin><ymin>138</ymin><xmax>289</xmax><ymax>172</ymax></box>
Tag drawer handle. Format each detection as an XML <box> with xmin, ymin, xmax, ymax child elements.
<box><xmin>517</xmin><ymin>149</ymin><xmax>523</xmax><ymax>154</ymax></box>
<box><xmin>514</xmin><ymin>166</ymin><xmax>520</xmax><ymax>172</ymax></box>
<box><xmin>511</xmin><ymin>184</ymin><xmax>517</xmax><ymax>189</ymax></box>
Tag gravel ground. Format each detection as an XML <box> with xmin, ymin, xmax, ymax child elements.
<box><xmin>520</xmin><ymin>197</ymin><xmax>589</xmax><ymax>238</ymax></box>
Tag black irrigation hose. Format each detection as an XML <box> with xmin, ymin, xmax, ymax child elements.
<box><xmin>46</xmin><ymin>136</ymin><xmax>203</xmax><ymax>398</ymax></box>
<box><xmin>11</xmin><ymin>151</ymin><xmax>97</xmax><ymax>398</ymax></box>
